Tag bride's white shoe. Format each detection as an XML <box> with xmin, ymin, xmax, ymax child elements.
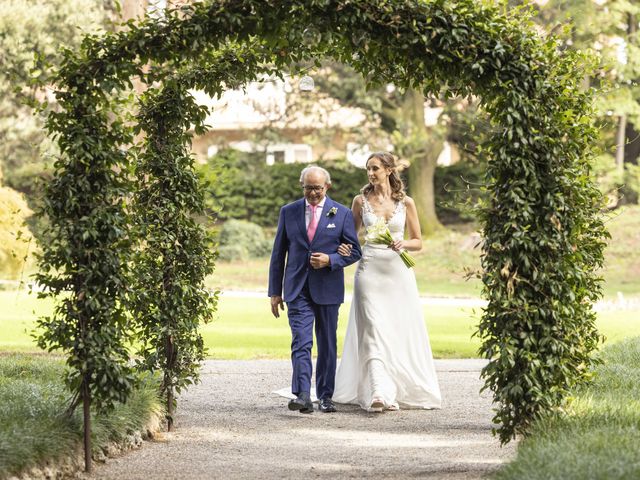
<box><xmin>368</xmin><ymin>396</ymin><xmax>385</xmax><ymax>413</ymax></box>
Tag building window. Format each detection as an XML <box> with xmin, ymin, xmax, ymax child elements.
<box><xmin>268</xmin><ymin>150</ymin><xmax>286</xmax><ymax>164</ymax></box>
<box><xmin>293</xmin><ymin>147</ymin><xmax>311</xmax><ymax>163</ymax></box>
<box><xmin>266</xmin><ymin>144</ymin><xmax>312</xmax><ymax>165</ymax></box>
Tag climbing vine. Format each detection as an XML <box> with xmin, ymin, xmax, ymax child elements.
<box><xmin>132</xmin><ymin>81</ymin><xmax>216</xmax><ymax>432</ymax></box>
<box><xmin>36</xmin><ymin>0</ymin><xmax>608</xmax><ymax>467</ymax></box>
<box><xmin>130</xmin><ymin>48</ymin><xmax>277</xmax><ymax>428</ymax></box>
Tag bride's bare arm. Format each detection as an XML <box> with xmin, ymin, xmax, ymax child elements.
<box><xmin>351</xmin><ymin>195</ymin><xmax>364</xmax><ymax>233</ymax></box>
<box><xmin>338</xmin><ymin>195</ymin><xmax>363</xmax><ymax>257</ymax></box>
<box><xmin>390</xmin><ymin>196</ymin><xmax>422</xmax><ymax>252</ymax></box>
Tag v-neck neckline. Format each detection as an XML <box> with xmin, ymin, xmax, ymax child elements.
<box><xmin>363</xmin><ymin>195</ymin><xmax>400</xmax><ymax>223</ymax></box>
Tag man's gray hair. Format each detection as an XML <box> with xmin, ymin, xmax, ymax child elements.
<box><xmin>299</xmin><ymin>165</ymin><xmax>332</xmax><ymax>185</ymax></box>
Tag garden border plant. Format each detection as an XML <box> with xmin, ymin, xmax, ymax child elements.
<box><xmin>35</xmin><ymin>0</ymin><xmax>608</xmax><ymax>472</ymax></box>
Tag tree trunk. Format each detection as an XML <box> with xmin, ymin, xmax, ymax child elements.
<box><xmin>406</xmin><ymin>143</ymin><xmax>443</xmax><ymax>237</ymax></box>
<box><xmin>616</xmin><ymin>114</ymin><xmax>627</xmax><ymax>175</ymax></box>
<box><xmin>166</xmin><ymin>334</ymin><xmax>175</xmax><ymax>432</ymax></box>
<box><xmin>82</xmin><ymin>375</ymin><xmax>92</xmax><ymax>473</ymax></box>
<box><xmin>167</xmin><ymin>389</ymin><xmax>174</xmax><ymax>432</ymax></box>
<box><xmin>399</xmin><ymin>89</ymin><xmax>444</xmax><ymax>236</ymax></box>
<box><xmin>625</xmin><ymin>13</ymin><xmax>639</xmax><ymax>166</ymax></box>
<box><xmin>624</xmin><ymin>122</ymin><xmax>640</xmax><ymax>165</ymax></box>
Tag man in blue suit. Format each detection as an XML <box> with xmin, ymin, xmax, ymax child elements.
<box><xmin>269</xmin><ymin>166</ymin><xmax>362</xmax><ymax>413</ymax></box>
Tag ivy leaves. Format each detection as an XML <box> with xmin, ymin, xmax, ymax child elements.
<box><xmin>37</xmin><ymin>0</ymin><xmax>607</xmax><ymax>446</ymax></box>
<box><xmin>131</xmin><ymin>81</ymin><xmax>218</xmax><ymax>428</ymax></box>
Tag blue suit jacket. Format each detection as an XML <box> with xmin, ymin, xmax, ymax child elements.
<box><xmin>268</xmin><ymin>196</ymin><xmax>362</xmax><ymax>305</ymax></box>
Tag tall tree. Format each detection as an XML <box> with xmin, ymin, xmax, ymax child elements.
<box><xmin>396</xmin><ymin>89</ymin><xmax>445</xmax><ymax>235</ymax></box>
<box><xmin>309</xmin><ymin>62</ymin><xmax>456</xmax><ymax>234</ymax></box>
<box><xmin>530</xmin><ymin>0</ymin><xmax>640</xmax><ymax>200</ymax></box>
<box><xmin>0</xmin><ymin>0</ymin><xmax>111</xmax><ymax>195</ymax></box>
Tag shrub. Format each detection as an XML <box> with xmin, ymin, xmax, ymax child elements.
<box><xmin>217</xmin><ymin>219</ymin><xmax>272</xmax><ymax>260</ymax></box>
<box><xmin>0</xmin><ymin>184</ymin><xmax>34</xmax><ymax>279</ymax></box>
<box><xmin>201</xmin><ymin>149</ymin><xmax>490</xmax><ymax>227</ymax></box>
<box><xmin>198</xmin><ymin>150</ymin><xmax>365</xmax><ymax>227</ymax></box>
<box><xmin>217</xmin><ymin>244</ymin><xmax>249</xmax><ymax>262</ymax></box>
<box><xmin>0</xmin><ymin>354</ymin><xmax>162</xmax><ymax>477</ymax></box>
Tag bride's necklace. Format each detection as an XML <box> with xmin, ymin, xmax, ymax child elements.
<box><xmin>369</xmin><ymin>193</ymin><xmax>391</xmax><ymax>207</ymax></box>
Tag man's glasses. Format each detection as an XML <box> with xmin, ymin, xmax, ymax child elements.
<box><xmin>302</xmin><ymin>185</ymin><xmax>325</xmax><ymax>192</ymax></box>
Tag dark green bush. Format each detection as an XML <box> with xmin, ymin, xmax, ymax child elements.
<box><xmin>198</xmin><ymin>150</ymin><xmax>365</xmax><ymax>227</ymax></box>
<box><xmin>201</xmin><ymin>149</ymin><xmax>489</xmax><ymax>227</ymax></box>
<box><xmin>217</xmin><ymin>219</ymin><xmax>272</xmax><ymax>261</ymax></box>
<box><xmin>217</xmin><ymin>244</ymin><xmax>249</xmax><ymax>262</ymax></box>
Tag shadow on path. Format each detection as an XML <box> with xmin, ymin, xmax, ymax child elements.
<box><xmin>90</xmin><ymin>360</ymin><xmax>515</xmax><ymax>479</ymax></box>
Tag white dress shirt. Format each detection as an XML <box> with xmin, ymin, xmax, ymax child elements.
<box><xmin>304</xmin><ymin>198</ymin><xmax>325</xmax><ymax>229</ymax></box>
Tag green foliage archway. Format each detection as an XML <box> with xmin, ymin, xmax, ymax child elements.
<box><xmin>35</xmin><ymin>0</ymin><xmax>608</xmax><ymax>468</ymax></box>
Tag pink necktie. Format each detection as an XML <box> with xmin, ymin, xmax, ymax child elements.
<box><xmin>307</xmin><ymin>204</ymin><xmax>318</xmax><ymax>242</ymax></box>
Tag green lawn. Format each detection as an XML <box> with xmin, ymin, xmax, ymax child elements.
<box><xmin>599</xmin><ymin>206</ymin><xmax>640</xmax><ymax>297</ymax></box>
<box><xmin>494</xmin><ymin>337</ymin><xmax>640</xmax><ymax>480</ymax></box>
<box><xmin>2</xmin><ymin>291</ymin><xmax>638</xmax><ymax>359</ymax></box>
<box><xmin>201</xmin><ymin>296</ymin><xmax>483</xmax><ymax>359</ymax></box>
<box><xmin>0</xmin><ymin>291</ymin><xmax>56</xmax><ymax>352</ymax></box>
<box><xmin>209</xmin><ymin>229</ymin><xmax>484</xmax><ymax>297</ymax></box>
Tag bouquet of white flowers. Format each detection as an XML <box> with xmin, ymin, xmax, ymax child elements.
<box><xmin>365</xmin><ymin>218</ymin><xmax>416</xmax><ymax>268</ymax></box>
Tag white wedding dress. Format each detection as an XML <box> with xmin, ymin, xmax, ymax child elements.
<box><xmin>333</xmin><ymin>197</ymin><xmax>442</xmax><ymax>411</ymax></box>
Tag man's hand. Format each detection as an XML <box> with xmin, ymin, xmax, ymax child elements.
<box><xmin>270</xmin><ymin>295</ymin><xmax>285</xmax><ymax>318</ymax></box>
<box><xmin>310</xmin><ymin>252</ymin><xmax>330</xmax><ymax>269</ymax></box>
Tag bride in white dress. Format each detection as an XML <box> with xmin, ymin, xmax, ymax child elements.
<box><xmin>333</xmin><ymin>152</ymin><xmax>441</xmax><ymax>412</ymax></box>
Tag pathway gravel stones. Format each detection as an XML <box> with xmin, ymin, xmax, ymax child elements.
<box><xmin>90</xmin><ymin>359</ymin><xmax>516</xmax><ymax>479</ymax></box>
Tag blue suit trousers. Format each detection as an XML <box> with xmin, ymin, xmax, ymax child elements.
<box><xmin>287</xmin><ymin>281</ymin><xmax>339</xmax><ymax>401</ymax></box>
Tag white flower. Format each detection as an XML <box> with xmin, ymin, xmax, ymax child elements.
<box><xmin>364</xmin><ymin>218</ymin><xmax>389</xmax><ymax>243</ymax></box>
<box><xmin>364</xmin><ymin>217</ymin><xmax>416</xmax><ymax>268</ymax></box>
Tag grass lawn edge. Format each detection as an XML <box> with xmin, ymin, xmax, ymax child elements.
<box><xmin>0</xmin><ymin>354</ymin><xmax>165</xmax><ymax>479</ymax></box>
<box><xmin>492</xmin><ymin>336</ymin><xmax>640</xmax><ymax>480</ymax></box>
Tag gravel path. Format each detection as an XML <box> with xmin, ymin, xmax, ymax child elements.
<box><xmin>91</xmin><ymin>359</ymin><xmax>516</xmax><ymax>479</ymax></box>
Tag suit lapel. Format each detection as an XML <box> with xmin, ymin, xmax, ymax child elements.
<box><xmin>310</xmin><ymin>197</ymin><xmax>333</xmax><ymax>247</ymax></box>
<box><xmin>295</xmin><ymin>198</ymin><xmax>309</xmax><ymax>245</ymax></box>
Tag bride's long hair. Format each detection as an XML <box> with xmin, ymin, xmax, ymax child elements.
<box><xmin>360</xmin><ymin>152</ymin><xmax>406</xmax><ymax>202</ymax></box>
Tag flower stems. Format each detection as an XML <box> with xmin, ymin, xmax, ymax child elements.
<box><xmin>399</xmin><ymin>250</ymin><xmax>416</xmax><ymax>268</ymax></box>
<box><xmin>371</xmin><ymin>231</ymin><xmax>416</xmax><ymax>268</ymax></box>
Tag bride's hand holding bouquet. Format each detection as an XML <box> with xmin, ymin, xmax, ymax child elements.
<box><xmin>365</xmin><ymin>218</ymin><xmax>416</xmax><ymax>268</ymax></box>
